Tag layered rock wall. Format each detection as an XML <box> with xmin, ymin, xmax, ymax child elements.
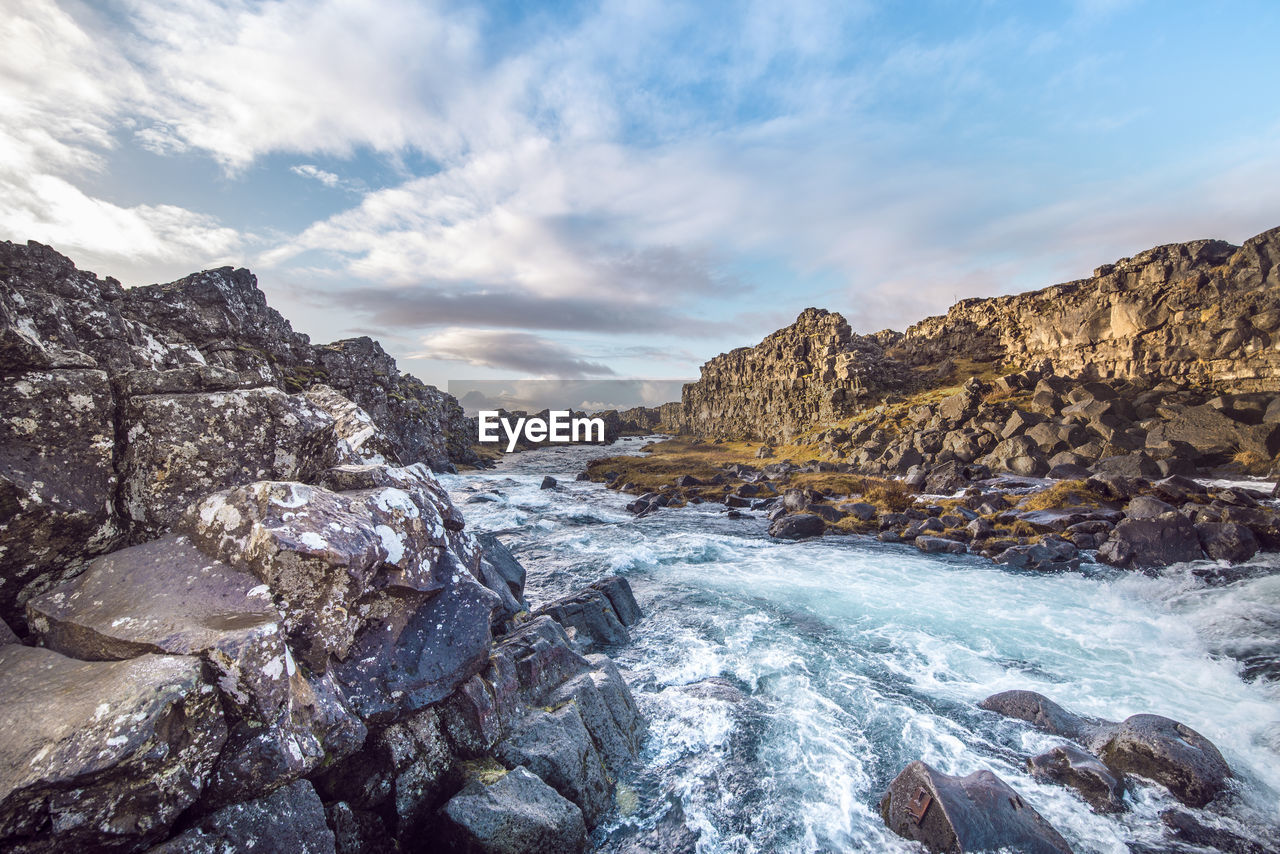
<box><xmin>899</xmin><ymin>227</ymin><xmax>1280</xmax><ymax>389</ymax></box>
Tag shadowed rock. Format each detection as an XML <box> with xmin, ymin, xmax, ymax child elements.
<box><xmin>768</xmin><ymin>513</ymin><xmax>826</xmax><ymax>540</ymax></box>
<box><xmin>534</xmin><ymin>588</ymin><xmax>629</xmax><ymax>650</ymax></box>
<box><xmin>441</xmin><ymin>765</ymin><xmax>587</xmax><ymax>854</ymax></box>
<box><xmin>147</xmin><ymin>779</ymin><xmax>335</xmax><ymax>854</ymax></box>
<box><xmin>1090</xmin><ymin>714</ymin><xmax>1231</xmax><ymax>808</ymax></box>
<box><xmin>880</xmin><ymin>760</ymin><xmax>1072</xmax><ymax>854</ymax></box>
<box><xmin>0</xmin><ymin>645</ymin><xmax>226</xmax><ymax>852</ymax></box>
<box><xmin>589</xmin><ymin>576</ymin><xmax>642</xmax><ymax>627</ymax></box>
<box><xmin>1098</xmin><ymin>515</ymin><xmax>1204</xmax><ymax>568</ymax></box>
<box><xmin>494</xmin><ymin>704</ymin><xmax>612</xmax><ymax>825</ymax></box>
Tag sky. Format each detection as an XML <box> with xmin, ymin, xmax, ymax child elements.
<box><xmin>4</xmin><ymin>0</ymin><xmax>1280</xmax><ymax>398</ymax></box>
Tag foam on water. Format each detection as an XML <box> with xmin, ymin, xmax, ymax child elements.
<box><xmin>444</xmin><ymin>442</ymin><xmax>1280</xmax><ymax>853</ymax></box>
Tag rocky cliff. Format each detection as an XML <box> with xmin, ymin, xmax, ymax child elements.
<box><xmin>898</xmin><ymin>226</ymin><xmax>1280</xmax><ymax>389</ymax></box>
<box><xmin>680</xmin><ymin>308</ymin><xmax>916</xmax><ymax>442</ymax></box>
<box><xmin>0</xmin><ymin>240</ymin><xmax>645</xmax><ymax>853</ymax></box>
<box><xmin>677</xmin><ymin>226</ymin><xmax>1280</xmax><ymax>443</ymax></box>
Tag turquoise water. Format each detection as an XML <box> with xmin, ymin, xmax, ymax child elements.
<box><xmin>444</xmin><ymin>439</ymin><xmax>1280</xmax><ymax>853</ymax></box>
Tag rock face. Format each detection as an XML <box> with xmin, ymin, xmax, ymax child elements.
<box><xmin>0</xmin><ymin>240</ymin><xmax>478</xmax><ymax>631</ymax></box>
<box><xmin>880</xmin><ymin>760</ymin><xmax>1073</xmax><ymax>854</ymax></box>
<box><xmin>440</xmin><ymin>766</ymin><xmax>587</xmax><ymax>854</ymax></box>
<box><xmin>0</xmin><ymin>241</ymin><xmax>648</xmax><ymax>852</ymax></box>
<box><xmin>0</xmin><ymin>645</ymin><xmax>227</xmax><ymax>852</ymax></box>
<box><xmin>902</xmin><ymin>227</ymin><xmax>1280</xmax><ymax>391</ymax></box>
<box><xmin>680</xmin><ymin>308</ymin><xmax>917</xmax><ymax>442</ymax></box>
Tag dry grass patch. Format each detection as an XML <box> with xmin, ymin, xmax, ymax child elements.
<box><xmin>1015</xmin><ymin>480</ymin><xmax>1112</xmax><ymax>511</ymax></box>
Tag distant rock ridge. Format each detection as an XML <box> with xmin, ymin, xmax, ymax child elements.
<box><xmin>676</xmin><ymin>226</ymin><xmax>1280</xmax><ymax>441</ymax></box>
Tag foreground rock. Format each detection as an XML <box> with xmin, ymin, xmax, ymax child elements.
<box><xmin>440</xmin><ymin>765</ymin><xmax>587</xmax><ymax>854</ymax></box>
<box><xmin>880</xmin><ymin>760</ymin><xmax>1072</xmax><ymax>853</ymax></box>
<box><xmin>0</xmin><ymin>645</ymin><xmax>226</xmax><ymax>852</ymax></box>
<box><xmin>1028</xmin><ymin>744</ymin><xmax>1126</xmax><ymax>813</ymax></box>
<box><xmin>981</xmin><ymin>690</ymin><xmax>1231</xmax><ymax>808</ymax></box>
<box><xmin>148</xmin><ymin>780</ymin><xmax>335</xmax><ymax>854</ymax></box>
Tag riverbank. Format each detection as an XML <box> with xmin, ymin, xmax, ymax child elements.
<box><xmin>446</xmin><ymin>441</ymin><xmax>1280</xmax><ymax>853</ymax></box>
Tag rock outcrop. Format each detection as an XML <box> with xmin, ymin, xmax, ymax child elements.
<box><xmin>0</xmin><ymin>240</ymin><xmax>647</xmax><ymax>853</ymax></box>
<box><xmin>0</xmin><ymin>240</ymin><xmax>476</xmax><ymax>631</ymax></box>
<box><xmin>680</xmin><ymin>308</ymin><xmax>917</xmax><ymax>442</ymax></box>
<box><xmin>901</xmin><ymin>227</ymin><xmax>1280</xmax><ymax>391</ymax></box>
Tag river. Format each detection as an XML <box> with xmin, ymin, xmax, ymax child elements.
<box><xmin>441</xmin><ymin>438</ymin><xmax>1280</xmax><ymax>853</ymax></box>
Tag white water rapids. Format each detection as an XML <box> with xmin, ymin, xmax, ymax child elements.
<box><xmin>443</xmin><ymin>438</ymin><xmax>1280</xmax><ymax>853</ymax></box>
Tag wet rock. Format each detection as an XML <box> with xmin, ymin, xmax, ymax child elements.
<box><xmin>540</xmin><ymin>476</ymin><xmax>557</xmax><ymax>490</ymax></box>
<box><xmin>1090</xmin><ymin>714</ymin><xmax>1231</xmax><ymax>808</ymax></box>
<box><xmin>549</xmin><ymin>655</ymin><xmax>644</xmax><ymax>771</ymax></box>
<box><xmin>440</xmin><ymin>765</ymin><xmax>587</xmax><ymax>854</ymax></box>
<box><xmin>768</xmin><ymin>513</ymin><xmax>826</xmax><ymax>540</ymax></box>
<box><xmin>1195</xmin><ymin>522</ymin><xmax>1259</xmax><ymax>563</ymax></box>
<box><xmin>534</xmin><ymin>588</ymin><xmax>629</xmax><ymax>650</ymax></box>
<box><xmin>916</xmin><ymin>536</ymin><xmax>967</xmax><ymax>555</ymax></box>
<box><xmin>474</xmin><ymin>534</ymin><xmax>527</xmax><ymax>625</ymax></box>
<box><xmin>588</xmin><ymin>576</ymin><xmax>642</xmax><ymax>627</ymax></box>
<box><xmin>0</xmin><ymin>645</ymin><xmax>226</xmax><ymax>852</ymax></box>
<box><xmin>1098</xmin><ymin>514</ymin><xmax>1204</xmax><ymax>568</ymax></box>
<box><xmin>0</xmin><ymin>368</ymin><xmax>120</xmax><ymax>632</ymax></box>
<box><xmin>1159</xmin><ymin>808</ymin><xmax>1275</xmax><ymax>854</ymax></box>
<box><xmin>606</xmin><ymin>795</ymin><xmax>700</xmax><ymax>854</ymax></box>
<box><xmin>494</xmin><ymin>704</ymin><xmax>612</xmax><ymax>825</ymax></box>
<box><xmin>994</xmin><ymin>537</ymin><xmax>1080</xmax><ymax>572</ymax></box>
<box><xmin>1028</xmin><ymin>743</ymin><xmax>1126</xmax><ymax>813</ymax></box>
<box><xmin>148</xmin><ymin>779</ymin><xmax>335</xmax><ymax>854</ymax></box>
<box><xmin>880</xmin><ymin>760</ymin><xmax>1072</xmax><ymax>854</ymax></box>
<box><xmin>978</xmin><ymin>690</ymin><xmax>1092</xmax><ymax>740</ymax></box>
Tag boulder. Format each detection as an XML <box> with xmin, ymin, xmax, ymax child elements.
<box><xmin>440</xmin><ymin>765</ymin><xmax>587</xmax><ymax>854</ymax></box>
<box><xmin>978</xmin><ymin>690</ymin><xmax>1092</xmax><ymax>740</ymax></box>
<box><xmin>924</xmin><ymin>460</ymin><xmax>969</xmax><ymax>494</ymax></box>
<box><xmin>534</xmin><ymin>588</ymin><xmax>630</xmax><ymax>650</ymax></box>
<box><xmin>1028</xmin><ymin>743</ymin><xmax>1126</xmax><ymax>813</ymax></box>
<box><xmin>494</xmin><ymin>704</ymin><xmax>611</xmax><ymax>825</ymax></box>
<box><xmin>879</xmin><ymin>761</ymin><xmax>1072</xmax><ymax>854</ymax></box>
<box><xmin>588</xmin><ymin>576</ymin><xmax>642</xmax><ymax>626</ymax></box>
<box><xmin>540</xmin><ymin>476</ymin><xmax>557</xmax><ymax>490</ymax></box>
<box><xmin>994</xmin><ymin>537</ymin><xmax>1080</xmax><ymax>572</ymax></box>
<box><xmin>916</xmin><ymin>536</ymin><xmax>967</xmax><ymax>555</ymax></box>
<box><xmin>0</xmin><ymin>617</ymin><xmax>16</xmax><ymax>646</ymax></box>
<box><xmin>768</xmin><ymin>513</ymin><xmax>826</xmax><ymax>540</ymax></box>
<box><xmin>147</xmin><ymin>780</ymin><xmax>336</xmax><ymax>854</ymax></box>
<box><xmin>1090</xmin><ymin>714</ymin><xmax>1230</xmax><ymax>808</ymax></box>
<box><xmin>548</xmin><ymin>654</ymin><xmax>644</xmax><ymax>771</ymax></box>
<box><xmin>0</xmin><ymin>645</ymin><xmax>226</xmax><ymax>852</ymax></box>
<box><xmin>1195</xmin><ymin>522</ymin><xmax>1259</xmax><ymax>563</ymax></box>
<box><xmin>1124</xmin><ymin>495</ymin><xmax>1175</xmax><ymax>519</ymax></box>
<box><xmin>982</xmin><ymin>435</ymin><xmax>1049</xmax><ymax>477</ymax></box>
<box><xmin>1092</xmin><ymin>452</ymin><xmax>1161</xmax><ymax>479</ymax></box>
<box><xmin>844</xmin><ymin>501</ymin><xmax>878</xmax><ymax>521</ymax></box>
<box><xmin>1097</xmin><ymin>515</ymin><xmax>1204</xmax><ymax>568</ymax></box>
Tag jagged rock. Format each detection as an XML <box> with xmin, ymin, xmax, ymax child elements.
<box><xmin>1195</xmin><ymin>522</ymin><xmax>1259</xmax><ymax>563</ymax></box>
<box><xmin>326</xmin><ymin>802</ymin><xmax>397</xmax><ymax>854</ymax></box>
<box><xmin>313</xmin><ymin>707</ymin><xmax>454</xmax><ymax>844</ymax></box>
<box><xmin>1028</xmin><ymin>743</ymin><xmax>1126</xmax><ymax>813</ymax></box>
<box><xmin>24</xmin><ymin>534</ymin><xmax>360</xmax><ymax>806</ymax></box>
<box><xmin>120</xmin><ymin>386</ymin><xmax>352</xmax><ymax>541</ymax></box>
<box><xmin>1159</xmin><ymin>808</ymin><xmax>1276</xmax><ymax>854</ymax></box>
<box><xmin>982</xmin><ymin>435</ymin><xmax>1049</xmax><ymax>477</ymax></box>
<box><xmin>540</xmin><ymin>476</ymin><xmax>557</xmax><ymax>490</ymax></box>
<box><xmin>494</xmin><ymin>704</ymin><xmax>612</xmax><ymax>825</ymax></box>
<box><xmin>879</xmin><ymin>760</ymin><xmax>1072</xmax><ymax>854</ymax></box>
<box><xmin>534</xmin><ymin>588</ymin><xmax>629</xmax><ymax>650</ymax></box>
<box><xmin>679</xmin><ymin>308</ymin><xmax>919</xmax><ymax>442</ymax></box>
<box><xmin>1091</xmin><ymin>715</ymin><xmax>1231</xmax><ymax>808</ymax></box>
<box><xmin>924</xmin><ymin>460</ymin><xmax>969</xmax><ymax>494</ymax></box>
<box><xmin>475</xmin><ymin>533</ymin><xmax>529</xmax><ymax>622</ymax></box>
<box><xmin>0</xmin><ymin>617</ymin><xmax>16</xmax><ymax>645</ymax></box>
<box><xmin>588</xmin><ymin>576</ymin><xmax>642</xmax><ymax>626</ymax></box>
<box><xmin>1098</xmin><ymin>515</ymin><xmax>1204</xmax><ymax>568</ymax></box>
<box><xmin>0</xmin><ymin>645</ymin><xmax>226</xmax><ymax>852</ymax></box>
<box><xmin>548</xmin><ymin>655</ymin><xmax>644</xmax><ymax>771</ymax></box>
<box><xmin>1092</xmin><ymin>452</ymin><xmax>1161</xmax><ymax>479</ymax></box>
<box><xmin>994</xmin><ymin>537</ymin><xmax>1080</xmax><ymax>572</ymax></box>
<box><xmin>768</xmin><ymin>513</ymin><xmax>826</xmax><ymax>540</ymax></box>
<box><xmin>147</xmin><ymin>780</ymin><xmax>335</xmax><ymax>854</ymax></box>
<box><xmin>0</xmin><ymin>368</ymin><xmax>120</xmax><ymax>631</ymax></box>
<box><xmin>440</xmin><ymin>765</ymin><xmax>587</xmax><ymax>854</ymax></box>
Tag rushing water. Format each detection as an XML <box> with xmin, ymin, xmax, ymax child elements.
<box><xmin>442</xmin><ymin>438</ymin><xmax>1280</xmax><ymax>853</ymax></box>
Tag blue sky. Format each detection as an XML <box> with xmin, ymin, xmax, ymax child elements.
<box><xmin>4</xmin><ymin>0</ymin><xmax>1279</xmax><ymax>391</ymax></box>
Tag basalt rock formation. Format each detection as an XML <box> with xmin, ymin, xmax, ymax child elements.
<box><xmin>901</xmin><ymin>227</ymin><xmax>1280</xmax><ymax>390</ymax></box>
<box><xmin>0</xmin><ymin>240</ymin><xmax>475</xmax><ymax>630</ymax></box>
<box><xmin>676</xmin><ymin>226</ymin><xmax>1280</xmax><ymax>443</ymax></box>
<box><xmin>0</xmin><ymin>240</ymin><xmax>646</xmax><ymax>853</ymax></box>
<box><xmin>680</xmin><ymin>308</ymin><xmax>916</xmax><ymax>442</ymax></box>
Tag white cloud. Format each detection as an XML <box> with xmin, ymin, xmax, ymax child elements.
<box><xmin>290</xmin><ymin>164</ymin><xmax>341</xmax><ymax>188</ymax></box>
<box><xmin>413</xmin><ymin>328</ymin><xmax>615</xmax><ymax>377</ymax></box>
